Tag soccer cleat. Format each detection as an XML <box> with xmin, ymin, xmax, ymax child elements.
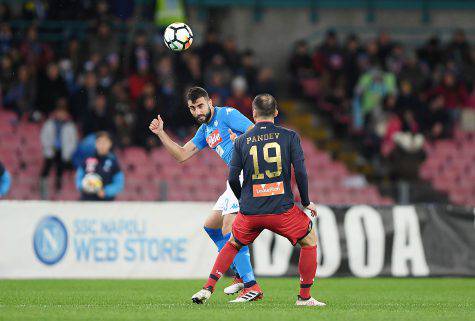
<box><xmin>295</xmin><ymin>295</ymin><xmax>326</xmax><ymax>307</ymax></box>
<box><xmin>224</xmin><ymin>276</ymin><xmax>244</xmax><ymax>295</ymax></box>
<box><xmin>229</xmin><ymin>284</ymin><xmax>263</xmax><ymax>303</ymax></box>
<box><xmin>191</xmin><ymin>288</ymin><xmax>212</xmax><ymax>304</ymax></box>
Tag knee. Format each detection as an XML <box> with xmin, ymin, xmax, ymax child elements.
<box><xmin>204</xmin><ymin>211</ymin><xmax>223</xmax><ymax>229</ymax></box>
<box><xmin>299</xmin><ymin>228</ymin><xmax>317</xmax><ymax>247</ymax></box>
<box><xmin>221</xmin><ymin>213</ymin><xmax>236</xmax><ymax>235</ymax></box>
<box><xmin>228</xmin><ymin>236</ymin><xmax>242</xmax><ymax>250</ymax></box>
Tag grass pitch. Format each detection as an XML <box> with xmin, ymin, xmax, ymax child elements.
<box><xmin>0</xmin><ymin>278</ymin><xmax>473</xmax><ymax>321</ymax></box>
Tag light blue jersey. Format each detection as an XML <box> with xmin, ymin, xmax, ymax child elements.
<box><xmin>192</xmin><ymin>107</ymin><xmax>253</xmax><ymax>166</ymax></box>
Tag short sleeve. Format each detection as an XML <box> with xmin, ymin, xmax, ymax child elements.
<box><xmin>191</xmin><ymin>125</ymin><xmax>208</xmax><ymax>151</ymax></box>
<box><xmin>290</xmin><ymin>132</ymin><xmax>305</xmax><ymax>163</ymax></box>
<box><xmin>224</xmin><ymin>108</ymin><xmax>253</xmax><ymax>134</ymax></box>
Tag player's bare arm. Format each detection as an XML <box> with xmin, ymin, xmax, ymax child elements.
<box><xmin>149</xmin><ymin>115</ymin><xmax>200</xmax><ymax>163</ymax></box>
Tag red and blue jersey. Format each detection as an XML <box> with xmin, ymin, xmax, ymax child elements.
<box><xmin>191</xmin><ymin>107</ymin><xmax>253</xmax><ymax>166</ymax></box>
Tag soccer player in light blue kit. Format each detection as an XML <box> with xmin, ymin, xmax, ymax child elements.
<box><xmin>149</xmin><ymin>87</ymin><xmax>260</xmax><ymax>300</ymax></box>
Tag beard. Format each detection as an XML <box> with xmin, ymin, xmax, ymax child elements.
<box><xmin>194</xmin><ymin>108</ymin><xmax>212</xmax><ymax>124</ymax></box>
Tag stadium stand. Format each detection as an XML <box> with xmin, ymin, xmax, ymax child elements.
<box><xmin>0</xmin><ymin>1</ymin><xmax>472</xmax><ymax>206</ymax></box>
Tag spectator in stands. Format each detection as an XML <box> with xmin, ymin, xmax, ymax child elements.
<box><xmin>129</xmin><ymin>31</ymin><xmax>152</xmax><ymax>73</ymax></box>
<box><xmin>134</xmin><ymin>94</ymin><xmax>160</xmax><ymax>150</ymax></box>
<box><xmin>0</xmin><ymin>160</ymin><xmax>11</xmax><ymax>198</ymax></box>
<box><xmin>222</xmin><ymin>36</ymin><xmax>240</xmax><ymax>72</ymax></box>
<box><xmin>88</xmin><ymin>22</ymin><xmax>119</xmax><ymax>59</ymax></box>
<box><xmin>226</xmin><ymin>76</ymin><xmax>252</xmax><ymax>119</ymax></box>
<box><xmin>239</xmin><ymin>50</ymin><xmax>258</xmax><ymax>90</ymax></box>
<box><xmin>20</xmin><ymin>25</ymin><xmax>53</xmax><ymax>67</ymax></box>
<box><xmin>76</xmin><ymin>131</ymin><xmax>124</xmax><ymax>201</ymax></box>
<box><xmin>254</xmin><ymin>67</ymin><xmax>276</xmax><ymax>97</ymax></box>
<box><xmin>313</xmin><ymin>30</ymin><xmax>344</xmax><ymax>88</ymax></box>
<box><xmin>423</xmin><ymin>94</ymin><xmax>451</xmax><ymax>140</ymax></box>
<box><xmin>0</xmin><ymin>3</ymin><xmax>11</xmax><ymax>22</ymax></box>
<box><xmin>200</xmin><ymin>28</ymin><xmax>224</xmax><ymax>67</ymax></box>
<box><xmin>417</xmin><ymin>35</ymin><xmax>444</xmax><ymax>70</ymax></box>
<box><xmin>81</xmin><ymin>93</ymin><xmax>116</xmax><ymax>135</ymax></box>
<box><xmin>0</xmin><ymin>55</ymin><xmax>15</xmax><ymax>94</ymax></box>
<box><xmin>36</xmin><ymin>62</ymin><xmax>68</xmax><ymax>117</ymax></box>
<box><xmin>343</xmin><ymin>34</ymin><xmax>363</xmax><ymax>97</ymax></box>
<box><xmin>0</xmin><ymin>23</ymin><xmax>13</xmax><ymax>55</ymax></box>
<box><xmin>128</xmin><ymin>61</ymin><xmax>153</xmax><ymax>101</ymax></box>
<box><xmin>431</xmin><ymin>71</ymin><xmax>468</xmax><ymax>109</ymax></box>
<box><xmin>40</xmin><ymin>100</ymin><xmax>78</xmax><ymax>192</ymax></box>
<box><xmin>72</xmin><ymin>71</ymin><xmax>98</xmax><ymax>120</ymax></box>
<box><xmin>288</xmin><ymin>40</ymin><xmax>314</xmax><ymax>96</ymax></box>
<box><xmin>204</xmin><ymin>54</ymin><xmax>232</xmax><ymax>90</ymax></box>
<box><xmin>3</xmin><ymin>65</ymin><xmax>36</xmax><ymax>117</ymax></box>
<box><xmin>355</xmin><ymin>66</ymin><xmax>397</xmax><ymax>131</ymax></box>
<box><xmin>446</xmin><ymin>29</ymin><xmax>472</xmax><ymax>67</ymax></box>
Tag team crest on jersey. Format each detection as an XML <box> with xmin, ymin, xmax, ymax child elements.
<box><xmin>85</xmin><ymin>157</ymin><xmax>98</xmax><ymax>173</ymax></box>
<box><xmin>206</xmin><ymin>129</ymin><xmax>222</xmax><ymax>148</ymax></box>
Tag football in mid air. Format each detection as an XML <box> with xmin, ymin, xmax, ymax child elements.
<box><xmin>163</xmin><ymin>22</ymin><xmax>193</xmax><ymax>51</ymax></box>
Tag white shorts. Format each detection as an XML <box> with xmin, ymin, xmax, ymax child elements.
<box><xmin>212</xmin><ymin>173</ymin><xmax>243</xmax><ymax>216</ymax></box>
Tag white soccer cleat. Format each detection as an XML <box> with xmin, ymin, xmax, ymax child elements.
<box><xmin>191</xmin><ymin>288</ymin><xmax>212</xmax><ymax>304</ymax></box>
<box><xmin>229</xmin><ymin>284</ymin><xmax>263</xmax><ymax>303</ymax></box>
<box><xmin>295</xmin><ymin>296</ymin><xmax>326</xmax><ymax>307</ymax></box>
<box><xmin>224</xmin><ymin>277</ymin><xmax>244</xmax><ymax>295</ymax></box>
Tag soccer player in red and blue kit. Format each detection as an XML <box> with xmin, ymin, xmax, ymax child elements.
<box><xmin>149</xmin><ymin>87</ymin><xmax>260</xmax><ymax>299</ymax></box>
<box><xmin>192</xmin><ymin>94</ymin><xmax>326</xmax><ymax>306</ymax></box>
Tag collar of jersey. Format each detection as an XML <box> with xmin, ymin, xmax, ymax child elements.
<box><xmin>207</xmin><ymin>106</ymin><xmax>219</xmax><ymax>125</ymax></box>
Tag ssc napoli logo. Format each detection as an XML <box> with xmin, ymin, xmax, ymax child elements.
<box><xmin>33</xmin><ymin>216</ymin><xmax>68</xmax><ymax>265</ymax></box>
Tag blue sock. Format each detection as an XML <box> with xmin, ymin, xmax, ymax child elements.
<box><xmin>204</xmin><ymin>227</ymin><xmax>239</xmax><ymax>276</ymax></box>
<box><xmin>223</xmin><ymin>233</ymin><xmax>256</xmax><ymax>284</ymax></box>
<box><xmin>203</xmin><ymin>227</ymin><xmax>223</xmax><ymax>247</ymax></box>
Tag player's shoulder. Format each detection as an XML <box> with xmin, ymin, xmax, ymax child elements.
<box><xmin>216</xmin><ymin>106</ymin><xmax>237</xmax><ymax>117</ymax></box>
<box><xmin>274</xmin><ymin>124</ymin><xmax>299</xmax><ymax>138</ymax></box>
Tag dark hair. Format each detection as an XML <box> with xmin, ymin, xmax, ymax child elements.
<box><xmin>252</xmin><ymin>94</ymin><xmax>277</xmax><ymax>117</ymax></box>
<box><xmin>186</xmin><ymin>86</ymin><xmax>209</xmax><ymax>103</ymax></box>
<box><xmin>96</xmin><ymin>131</ymin><xmax>112</xmax><ymax>141</ymax></box>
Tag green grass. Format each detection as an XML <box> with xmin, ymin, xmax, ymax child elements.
<box><xmin>0</xmin><ymin>278</ymin><xmax>473</xmax><ymax>321</ymax></box>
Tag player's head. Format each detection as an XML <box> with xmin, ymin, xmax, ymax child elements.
<box><xmin>252</xmin><ymin>94</ymin><xmax>279</xmax><ymax>121</ymax></box>
<box><xmin>186</xmin><ymin>86</ymin><xmax>213</xmax><ymax>124</ymax></box>
<box><xmin>95</xmin><ymin>131</ymin><xmax>113</xmax><ymax>156</ymax></box>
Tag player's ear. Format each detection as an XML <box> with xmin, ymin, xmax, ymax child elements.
<box><xmin>274</xmin><ymin>109</ymin><xmax>279</xmax><ymax>118</ymax></box>
<box><xmin>208</xmin><ymin>97</ymin><xmax>213</xmax><ymax>107</ymax></box>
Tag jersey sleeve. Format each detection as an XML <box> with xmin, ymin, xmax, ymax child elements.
<box><xmin>224</xmin><ymin>108</ymin><xmax>253</xmax><ymax>134</ymax></box>
<box><xmin>290</xmin><ymin>132</ymin><xmax>305</xmax><ymax>163</ymax></box>
<box><xmin>191</xmin><ymin>125</ymin><xmax>208</xmax><ymax>151</ymax></box>
<box><xmin>228</xmin><ymin>137</ymin><xmax>244</xmax><ymax>199</ymax></box>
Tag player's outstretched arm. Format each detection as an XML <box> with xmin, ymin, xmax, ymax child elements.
<box><xmin>149</xmin><ymin>115</ymin><xmax>199</xmax><ymax>163</ymax></box>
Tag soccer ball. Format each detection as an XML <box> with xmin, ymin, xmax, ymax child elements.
<box><xmin>163</xmin><ymin>22</ymin><xmax>193</xmax><ymax>51</ymax></box>
<box><xmin>81</xmin><ymin>173</ymin><xmax>103</xmax><ymax>194</ymax></box>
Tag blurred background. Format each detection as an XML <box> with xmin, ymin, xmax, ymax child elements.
<box><xmin>0</xmin><ymin>0</ymin><xmax>474</xmax><ymax>206</ymax></box>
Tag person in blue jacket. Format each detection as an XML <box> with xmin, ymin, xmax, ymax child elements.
<box><xmin>0</xmin><ymin>161</ymin><xmax>11</xmax><ymax>198</ymax></box>
<box><xmin>75</xmin><ymin>131</ymin><xmax>124</xmax><ymax>201</ymax></box>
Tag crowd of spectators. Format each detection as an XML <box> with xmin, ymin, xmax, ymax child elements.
<box><xmin>289</xmin><ymin>29</ymin><xmax>474</xmax><ymax>178</ymax></box>
<box><xmin>0</xmin><ymin>1</ymin><xmax>275</xmax><ymax>151</ymax></box>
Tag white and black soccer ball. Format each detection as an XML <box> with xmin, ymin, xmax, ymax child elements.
<box><xmin>81</xmin><ymin>173</ymin><xmax>103</xmax><ymax>194</ymax></box>
<box><xmin>163</xmin><ymin>22</ymin><xmax>193</xmax><ymax>52</ymax></box>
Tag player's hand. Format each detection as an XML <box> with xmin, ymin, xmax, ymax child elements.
<box><xmin>149</xmin><ymin>115</ymin><xmax>164</xmax><ymax>135</ymax></box>
<box><xmin>228</xmin><ymin>129</ymin><xmax>237</xmax><ymax>142</ymax></box>
<box><xmin>305</xmin><ymin>202</ymin><xmax>318</xmax><ymax>217</ymax></box>
<box><xmin>97</xmin><ymin>189</ymin><xmax>105</xmax><ymax>199</ymax></box>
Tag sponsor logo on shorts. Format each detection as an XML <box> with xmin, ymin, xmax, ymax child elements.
<box><xmin>252</xmin><ymin>181</ymin><xmax>285</xmax><ymax>197</ymax></box>
<box><xmin>206</xmin><ymin>129</ymin><xmax>222</xmax><ymax>148</ymax></box>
